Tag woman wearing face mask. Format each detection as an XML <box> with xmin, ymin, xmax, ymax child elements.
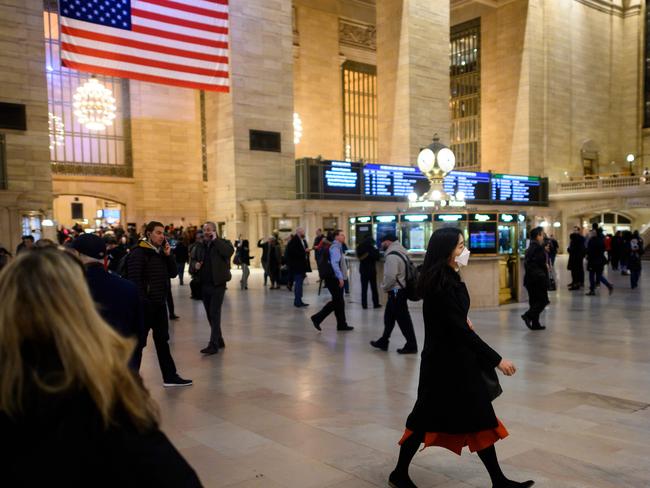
<box><xmin>388</xmin><ymin>227</ymin><xmax>533</xmax><ymax>488</ymax></box>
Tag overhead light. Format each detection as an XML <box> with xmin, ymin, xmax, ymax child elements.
<box><xmin>293</xmin><ymin>112</ymin><xmax>303</xmax><ymax>144</ymax></box>
<box><xmin>553</xmin><ymin>222</ymin><xmax>561</xmax><ymax>228</ymax></box>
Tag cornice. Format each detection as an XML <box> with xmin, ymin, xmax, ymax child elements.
<box><xmin>450</xmin><ymin>0</ymin><xmax>641</xmax><ymax>17</ymax></box>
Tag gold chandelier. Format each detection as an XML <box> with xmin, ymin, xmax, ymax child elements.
<box><xmin>48</xmin><ymin>112</ymin><xmax>64</xmax><ymax>150</ymax></box>
<box><xmin>73</xmin><ymin>77</ymin><xmax>116</xmax><ymax>131</ymax></box>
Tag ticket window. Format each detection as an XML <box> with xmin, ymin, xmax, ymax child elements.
<box><xmin>400</xmin><ymin>214</ymin><xmax>432</xmax><ymax>251</ymax></box>
<box><xmin>497</xmin><ymin>214</ymin><xmax>518</xmax><ymax>255</ymax></box>
<box><xmin>433</xmin><ymin>214</ymin><xmax>469</xmax><ymax>242</ymax></box>
<box><xmin>373</xmin><ymin>215</ymin><xmax>398</xmax><ymax>246</ymax></box>
<box><xmin>352</xmin><ymin>216</ymin><xmax>373</xmax><ymax>249</ymax></box>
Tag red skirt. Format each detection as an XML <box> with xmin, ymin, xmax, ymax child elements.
<box><xmin>398</xmin><ymin>418</ymin><xmax>509</xmax><ymax>456</ymax></box>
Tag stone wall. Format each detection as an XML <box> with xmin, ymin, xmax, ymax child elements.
<box><xmin>0</xmin><ymin>0</ymin><xmax>53</xmax><ymax>249</ymax></box>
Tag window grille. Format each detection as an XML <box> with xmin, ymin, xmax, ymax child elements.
<box><xmin>342</xmin><ymin>61</ymin><xmax>377</xmax><ymax>163</ymax></box>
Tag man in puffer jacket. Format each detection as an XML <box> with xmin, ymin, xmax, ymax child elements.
<box><xmin>125</xmin><ymin>221</ymin><xmax>192</xmax><ymax>388</ymax></box>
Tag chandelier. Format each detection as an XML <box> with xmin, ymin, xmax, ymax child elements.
<box><xmin>48</xmin><ymin>112</ymin><xmax>64</xmax><ymax>150</ymax></box>
<box><xmin>293</xmin><ymin>112</ymin><xmax>303</xmax><ymax>144</ymax></box>
<box><xmin>73</xmin><ymin>77</ymin><xmax>116</xmax><ymax>131</ymax></box>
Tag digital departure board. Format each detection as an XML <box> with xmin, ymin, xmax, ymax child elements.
<box><xmin>443</xmin><ymin>171</ymin><xmax>490</xmax><ymax>202</ymax></box>
<box><xmin>490</xmin><ymin>174</ymin><xmax>541</xmax><ymax>203</ymax></box>
<box><xmin>322</xmin><ymin>160</ymin><xmax>361</xmax><ymax>194</ymax></box>
<box><xmin>363</xmin><ymin>164</ymin><xmax>427</xmax><ymax>198</ymax></box>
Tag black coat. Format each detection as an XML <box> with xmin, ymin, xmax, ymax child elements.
<box><xmin>174</xmin><ymin>242</ymin><xmax>189</xmax><ymax>264</ymax></box>
<box><xmin>124</xmin><ymin>242</ymin><xmax>177</xmax><ymax>304</ymax></box>
<box><xmin>566</xmin><ymin>233</ymin><xmax>586</xmax><ymax>271</ymax></box>
<box><xmin>355</xmin><ymin>239</ymin><xmax>380</xmax><ymax>277</ymax></box>
<box><xmin>286</xmin><ymin>235</ymin><xmax>309</xmax><ymax>274</ymax></box>
<box><xmin>586</xmin><ymin>234</ymin><xmax>607</xmax><ymax>272</ymax></box>
<box><xmin>85</xmin><ymin>263</ymin><xmax>142</xmax><ymax>339</ymax></box>
<box><xmin>201</xmin><ymin>238</ymin><xmax>234</xmax><ymax>286</ymax></box>
<box><xmin>0</xmin><ymin>345</ymin><xmax>202</xmax><ymax>488</ymax></box>
<box><xmin>257</xmin><ymin>239</ymin><xmax>270</xmax><ymax>262</ymax></box>
<box><xmin>406</xmin><ymin>269</ymin><xmax>502</xmax><ymax>434</ymax></box>
<box><xmin>524</xmin><ymin>240</ymin><xmax>548</xmax><ymax>289</ymax></box>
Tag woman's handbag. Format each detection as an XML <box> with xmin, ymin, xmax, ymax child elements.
<box><xmin>481</xmin><ymin>368</ymin><xmax>503</xmax><ymax>401</ymax></box>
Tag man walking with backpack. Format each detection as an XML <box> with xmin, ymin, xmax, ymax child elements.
<box><xmin>311</xmin><ymin>230</ymin><xmax>354</xmax><ymax>332</ymax></box>
<box><xmin>124</xmin><ymin>221</ymin><xmax>192</xmax><ymax>387</ymax></box>
<box><xmin>370</xmin><ymin>235</ymin><xmax>418</xmax><ymax>354</ymax></box>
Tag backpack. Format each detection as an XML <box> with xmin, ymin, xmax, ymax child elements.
<box><xmin>317</xmin><ymin>245</ymin><xmax>336</xmax><ymax>280</ymax></box>
<box><xmin>388</xmin><ymin>251</ymin><xmax>421</xmax><ymax>301</ymax></box>
<box><xmin>114</xmin><ymin>251</ymin><xmax>131</xmax><ymax>278</ymax></box>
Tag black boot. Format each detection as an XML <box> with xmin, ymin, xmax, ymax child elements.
<box><xmin>388</xmin><ymin>470</ymin><xmax>418</xmax><ymax>488</ymax></box>
<box><xmin>370</xmin><ymin>338</ymin><xmax>389</xmax><ymax>351</ymax></box>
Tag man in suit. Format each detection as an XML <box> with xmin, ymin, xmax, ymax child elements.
<box><xmin>286</xmin><ymin>227</ymin><xmax>310</xmax><ymax>307</ymax></box>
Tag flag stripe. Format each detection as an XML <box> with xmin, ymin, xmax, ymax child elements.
<box><xmin>132</xmin><ymin>15</ymin><xmax>228</xmax><ymax>40</ymax></box>
<box><xmin>140</xmin><ymin>0</ymin><xmax>228</xmax><ymax>20</ymax></box>
<box><xmin>132</xmin><ymin>8</ymin><xmax>228</xmax><ymax>34</ymax></box>
<box><xmin>63</xmin><ymin>59</ymin><xmax>230</xmax><ymax>92</ymax></box>
<box><xmin>131</xmin><ymin>24</ymin><xmax>227</xmax><ymax>48</ymax></box>
<box><xmin>60</xmin><ymin>27</ymin><xmax>228</xmax><ymax>63</ymax></box>
<box><xmin>61</xmin><ymin>51</ymin><xmax>229</xmax><ymax>85</ymax></box>
<box><xmin>168</xmin><ymin>0</ymin><xmax>228</xmax><ymax>14</ymax></box>
<box><xmin>61</xmin><ymin>42</ymin><xmax>228</xmax><ymax>76</ymax></box>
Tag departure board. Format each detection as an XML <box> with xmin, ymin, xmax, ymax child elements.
<box><xmin>363</xmin><ymin>164</ymin><xmax>427</xmax><ymax>198</ymax></box>
<box><xmin>490</xmin><ymin>174</ymin><xmax>541</xmax><ymax>203</ymax></box>
<box><xmin>443</xmin><ymin>170</ymin><xmax>490</xmax><ymax>201</ymax></box>
<box><xmin>322</xmin><ymin>160</ymin><xmax>362</xmax><ymax>194</ymax></box>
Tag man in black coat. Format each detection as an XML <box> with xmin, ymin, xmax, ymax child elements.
<box><xmin>195</xmin><ymin>221</ymin><xmax>234</xmax><ymax>355</ymax></box>
<box><xmin>70</xmin><ymin>234</ymin><xmax>142</xmax><ymax>370</ymax></box>
<box><xmin>567</xmin><ymin>226</ymin><xmax>586</xmax><ymax>290</ymax></box>
<box><xmin>355</xmin><ymin>235</ymin><xmax>381</xmax><ymax>309</ymax></box>
<box><xmin>257</xmin><ymin>237</ymin><xmax>270</xmax><ymax>286</ymax></box>
<box><xmin>522</xmin><ymin>227</ymin><xmax>549</xmax><ymax>330</ymax></box>
<box><xmin>286</xmin><ymin>227</ymin><xmax>310</xmax><ymax>307</ymax></box>
<box><xmin>586</xmin><ymin>227</ymin><xmax>614</xmax><ymax>296</ymax></box>
<box><xmin>124</xmin><ymin>221</ymin><xmax>192</xmax><ymax>387</ymax></box>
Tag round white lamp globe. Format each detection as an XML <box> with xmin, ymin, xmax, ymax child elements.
<box><xmin>436</xmin><ymin>147</ymin><xmax>456</xmax><ymax>173</ymax></box>
<box><xmin>408</xmin><ymin>192</ymin><xmax>418</xmax><ymax>202</ymax></box>
<box><xmin>417</xmin><ymin>148</ymin><xmax>435</xmax><ymax>173</ymax></box>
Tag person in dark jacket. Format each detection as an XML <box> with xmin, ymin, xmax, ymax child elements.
<box><xmin>522</xmin><ymin>227</ymin><xmax>549</xmax><ymax>330</ymax></box>
<box><xmin>0</xmin><ymin>248</ymin><xmax>202</xmax><ymax>488</ymax></box>
<box><xmin>125</xmin><ymin>221</ymin><xmax>192</xmax><ymax>387</ymax></box>
<box><xmin>195</xmin><ymin>221</ymin><xmax>234</xmax><ymax>355</ymax></box>
<box><xmin>257</xmin><ymin>237</ymin><xmax>271</xmax><ymax>286</ymax></box>
<box><xmin>566</xmin><ymin>227</ymin><xmax>586</xmax><ymax>290</ymax></box>
<box><xmin>286</xmin><ymin>228</ymin><xmax>310</xmax><ymax>307</ymax></box>
<box><xmin>267</xmin><ymin>237</ymin><xmax>282</xmax><ymax>289</ymax></box>
<box><xmin>70</xmin><ymin>234</ymin><xmax>142</xmax><ymax>370</ymax></box>
<box><xmin>106</xmin><ymin>236</ymin><xmax>127</xmax><ymax>274</ymax></box>
<box><xmin>586</xmin><ymin>227</ymin><xmax>614</xmax><ymax>296</ymax></box>
<box><xmin>188</xmin><ymin>231</ymin><xmax>205</xmax><ymax>299</ymax></box>
<box><xmin>15</xmin><ymin>234</ymin><xmax>34</xmax><ymax>255</ymax></box>
<box><xmin>610</xmin><ymin>230</ymin><xmax>624</xmax><ymax>270</ymax></box>
<box><xmin>628</xmin><ymin>230</ymin><xmax>644</xmax><ymax>289</ymax></box>
<box><xmin>174</xmin><ymin>238</ymin><xmax>189</xmax><ymax>286</ymax></box>
<box><xmin>388</xmin><ymin>227</ymin><xmax>533</xmax><ymax>488</ymax></box>
<box><xmin>355</xmin><ymin>235</ymin><xmax>381</xmax><ymax>309</ymax></box>
<box><xmin>238</xmin><ymin>239</ymin><xmax>252</xmax><ymax>290</ymax></box>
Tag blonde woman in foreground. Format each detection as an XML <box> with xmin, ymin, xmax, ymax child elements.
<box><xmin>0</xmin><ymin>248</ymin><xmax>202</xmax><ymax>487</ymax></box>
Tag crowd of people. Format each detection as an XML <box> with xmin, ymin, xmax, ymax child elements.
<box><xmin>1</xmin><ymin>218</ymin><xmax>646</xmax><ymax>487</ymax></box>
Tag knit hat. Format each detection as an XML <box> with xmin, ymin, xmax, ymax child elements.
<box><xmin>70</xmin><ymin>234</ymin><xmax>106</xmax><ymax>260</ymax></box>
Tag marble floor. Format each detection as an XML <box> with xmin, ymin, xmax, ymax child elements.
<box><xmin>138</xmin><ymin>257</ymin><xmax>650</xmax><ymax>488</ymax></box>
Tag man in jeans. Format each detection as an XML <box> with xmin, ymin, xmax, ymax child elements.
<box><xmin>286</xmin><ymin>227</ymin><xmax>310</xmax><ymax>307</ymax></box>
<box><xmin>370</xmin><ymin>235</ymin><xmax>418</xmax><ymax>354</ymax></box>
<box><xmin>195</xmin><ymin>221</ymin><xmax>234</xmax><ymax>355</ymax></box>
<box><xmin>310</xmin><ymin>230</ymin><xmax>354</xmax><ymax>332</ymax></box>
<box><xmin>125</xmin><ymin>221</ymin><xmax>192</xmax><ymax>387</ymax></box>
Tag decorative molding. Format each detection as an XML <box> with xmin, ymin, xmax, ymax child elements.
<box><xmin>339</xmin><ymin>18</ymin><xmax>376</xmax><ymax>52</ymax></box>
<box><xmin>51</xmin><ymin>162</ymin><xmax>133</xmax><ymax>178</ymax></box>
<box><xmin>451</xmin><ymin>0</ymin><xmax>640</xmax><ymax>17</ymax></box>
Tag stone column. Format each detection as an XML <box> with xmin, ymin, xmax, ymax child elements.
<box><xmin>205</xmin><ymin>0</ymin><xmax>295</xmax><ymax>238</ymax></box>
<box><xmin>377</xmin><ymin>0</ymin><xmax>450</xmax><ymax>164</ymax></box>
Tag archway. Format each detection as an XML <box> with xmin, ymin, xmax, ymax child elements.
<box><xmin>585</xmin><ymin>211</ymin><xmax>633</xmax><ymax>235</ymax></box>
<box><xmin>53</xmin><ymin>194</ymin><xmax>126</xmax><ymax>229</ymax></box>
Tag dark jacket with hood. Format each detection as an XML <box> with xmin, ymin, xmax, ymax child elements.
<box><xmin>124</xmin><ymin>240</ymin><xmax>177</xmax><ymax>304</ymax></box>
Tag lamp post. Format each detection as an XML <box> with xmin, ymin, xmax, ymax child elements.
<box><xmin>409</xmin><ymin>134</ymin><xmax>463</xmax><ymax>208</ymax></box>
<box><xmin>626</xmin><ymin>153</ymin><xmax>635</xmax><ymax>175</ymax></box>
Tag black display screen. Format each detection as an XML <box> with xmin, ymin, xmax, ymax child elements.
<box><xmin>322</xmin><ymin>160</ymin><xmax>362</xmax><ymax>194</ymax></box>
<box><xmin>363</xmin><ymin>164</ymin><xmax>427</xmax><ymax>198</ymax></box>
<box><xmin>490</xmin><ymin>174</ymin><xmax>541</xmax><ymax>203</ymax></box>
<box><xmin>443</xmin><ymin>170</ymin><xmax>490</xmax><ymax>201</ymax></box>
<box><xmin>468</xmin><ymin>221</ymin><xmax>498</xmax><ymax>254</ymax></box>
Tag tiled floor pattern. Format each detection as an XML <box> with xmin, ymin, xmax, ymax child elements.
<box><xmin>139</xmin><ymin>258</ymin><xmax>650</xmax><ymax>487</ymax></box>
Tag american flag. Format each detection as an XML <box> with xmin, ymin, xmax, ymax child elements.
<box><xmin>59</xmin><ymin>0</ymin><xmax>230</xmax><ymax>92</ymax></box>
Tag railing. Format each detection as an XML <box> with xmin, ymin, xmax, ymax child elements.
<box><xmin>554</xmin><ymin>176</ymin><xmax>649</xmax><ymax>193</ymax></box>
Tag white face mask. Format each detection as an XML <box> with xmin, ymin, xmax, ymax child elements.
<box><xmin>454</xmin><ymin>247</ymin><xmax>471</xmax><ymax>267</ymax></box>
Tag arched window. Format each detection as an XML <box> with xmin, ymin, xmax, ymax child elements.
<box><xmin>44</xmin><ymin>1</ymin><xmax>132</xmax><ymax>176</ymax></box>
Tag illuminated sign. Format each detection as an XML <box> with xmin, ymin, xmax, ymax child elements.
<box><xmin>500</xmin><ymin>214</ymin><xmax>515</xmax><ymax>223</ymax></box>
<box><xmin>355</xmin><ymin>216</ymin><xmax>372</xmax><ymax>223</ymax></box>
<box><xmin>470</xmin><ymin>213</ymin><xmax>497</xmax><ymax>222</ymax></box>
<box><xmin>373</xmin><ymin>215</ymin><xmax>397</xmax><ymax>223</ymax></box>
<box><xmin>363</xmin><ymin>163</ymin><xmax>427</xmax><ymax>198</ymax></box>
<box><xmin>400</xmin><ymin>214</ymin><xmax>432</xmax><ymax>223</ymax></box>
<box><xmin>490</xmin><ymin>174</ymin><xmax>541</xmax><ymax>203</ymax></box>
<box><xmin>435</xmin><ymin>214</ymin><xmax>466</xmax><ymax>222</ymax></box>
<box><xmin>443</xmin><ymin>170</ymin><xmax>490</xmax><ymax>201</ymax></box>
<box><xmin>322</xmin><ymin>160</ymin><xmax>361</xmax><ymax>194</ymax></box>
